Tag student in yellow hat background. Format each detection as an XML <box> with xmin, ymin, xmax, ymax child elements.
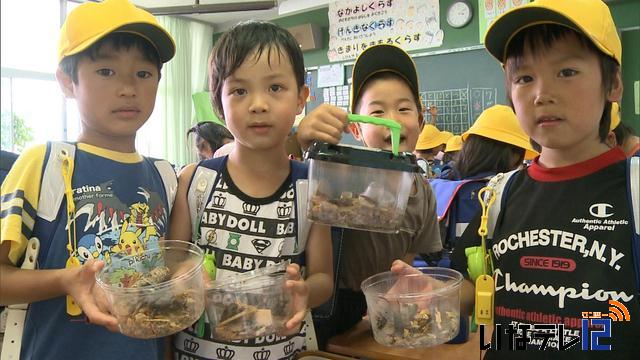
<box><xmin>414</xmin><ymin>124</ymin><xmax>452</xmax><ymax>161</ymax></box>
<box><xmin>442</xmin><ymin>0</ymin><xmax>639</xmax><ymax>356</ymax></box>
<box><xmin>414</xmin><ymin>125</ymin><xmax>453</xmax><ymax>178</ymax></box>
<box><xmin>0</xmin><ymin>0</ymin><xmax>175</xmax><ymax>359</ymax></box>
<box><xmin>445</xmin><ymin>134</ymin><xmax>463</xmax><ymax>153</ymax></box>
<box><xmin>455</xmin><ymin>105</ymin><xmax>537</xmax><ymax>179</ymax></box>
<box><xmin>442</xmin><ymin>134</ymin><xmax>463</xmax><ymax>164</ymax></box>
<box><xmin>437</xmin><ymin>134</ymin><xmax>462</xmax><ymax>180</ymax></box>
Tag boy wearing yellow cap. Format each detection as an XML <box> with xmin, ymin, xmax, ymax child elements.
<box><xmin>447</xmin><ymin>0</ymin><xmax>638</xmax><ymax>356</ymax></box>
<box><xmin>296</xmin><ymin>44</ymin><xmax>442</xmax><ymax>348</ymax></box>
<box><xmin>0</xmin><ymin>0</ymin><xmax>175</xmax><ymax>359</ymax></box>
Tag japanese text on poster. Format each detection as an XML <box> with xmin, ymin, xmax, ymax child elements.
<box><xmin>328</xmin><ymin>0</ymin><xmax>442</xmax><ymax>62</ymax></box>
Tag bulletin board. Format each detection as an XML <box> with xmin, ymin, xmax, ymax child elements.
<box><xmin>305</xmin><ymin>47</ymin><xmax>506</xmax><ymax>135</ymax></box>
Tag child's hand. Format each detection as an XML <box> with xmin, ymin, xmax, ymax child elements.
<box><xmin>65</xmin><ymin>259</ymin><xmax>119</xmax><ymax>332</ymax></box>
<box><xmin>297</xmin><ymin>104</ymin><xmax>349</xmax><ymax>151</ymax></box>
<box><xmin>390</xmin><ymin>259</ymin><xmax>422</xmax><ymax>276</ymax></box>
<box><xmin>282</xmin><ymin>263</ymin><xmax>309</xmax><ymax>335</ymax></box>
<box><xmin>387</xmin><ymin>260</ymin><xmax>441</xmax><ymax>309</ymax></box>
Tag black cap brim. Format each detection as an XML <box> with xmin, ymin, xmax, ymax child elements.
<box><xmin>117</xmin><ymin>23</ymin><xmax>176</xmax><ymax>63</ymax></box>
<box><xmin>351</xmin><ymin>45</ymin><xmax>419</xmax><ymax>113</ymax></box>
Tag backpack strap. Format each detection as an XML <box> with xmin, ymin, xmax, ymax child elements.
<box><xmin>1</xmin><ymin>237</ymin><xmax>40</xmax><ymax>360</ymax></box>
<box><xmin>627</xmin><ymin>155</ymin><xmax>639</xmax><ymax>293</ymax></box>
<box><xmin>188</xmin><ymin>157</ymin><xmax>225</xmax><ymax>240</ymax></box>
<box><xmin>485</xmin><ymin>169</ymin><xmax>520</xmax><ymax>242</ymax></box>
<box><xmin>37</xmin><ymin>142</ymin><xmax>75</xmax><ymax>221</ymax></box>
<box><xmin>291</xmin><ymin>160</ymin><xmax>310</xmax><ymax>255</ymax></box>
<box><xmin>151</xmin><ymin>159</ymin><xmax>177</xmax><ymax>214</ymax></box>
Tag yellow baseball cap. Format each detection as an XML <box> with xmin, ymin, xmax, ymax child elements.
<box><xmin>462</xmin><ymin>105</ymin><xmax>538</xmax><ymax>160</ymax></box>
<box><xmin>58</xmin><ymin>0</ymin><xmax>175</xmax><ymax>64</ymax></box>
<box><xmin>485</xmin><ymin>0</ymin><xmax>621</xmax><ymax>65</ymax></box>
<box><xmin>610</xmin><ymin>102</ymin><xmax>620</xmax><ymax>130</ymax></box>
<box><xmin>350</xmin><ymin>44</ymin><xmax>421</xmax><ymax>113</ymax></box>
<box><xmin>445</xmin><ymin>135</ymin><xmax>463</xmax><ymax>153</ymax></box>
<box><xmin>415</xmin><ymin>125</ymin><xmax>451</xmax><ymax>151</ymax></box>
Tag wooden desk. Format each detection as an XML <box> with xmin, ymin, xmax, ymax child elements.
<box><xmin>327</xmin><ymin>319</ymin><xmax>486</xmax><ymax>360</ymax></box>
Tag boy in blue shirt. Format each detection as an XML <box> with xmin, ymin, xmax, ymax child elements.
<box><xmin>169</xmin><ymin>21</ymin><xmax>333</xmax><ymax>359</ymax></box>
<box><xmin>0</xmin><ymin>0</ymin><xmax>176</xmax><ymax>359</ymax></box>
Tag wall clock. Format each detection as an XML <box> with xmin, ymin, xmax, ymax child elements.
<box><xmin>447</xmin><ymin>0</ymin><xmax>474</xmax><ymax>29</ymax></box>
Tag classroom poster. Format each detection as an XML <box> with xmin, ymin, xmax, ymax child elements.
<box><xmin>478</xmin><ymin>0</ymin><xmax>529</xmax><ymax>43</ymax></box>
<box><xmin>327</xmin><ymin>0</ymin><xmax>442</xmax><ymax>62</ymax></box>
<box><xmin>323</xmin><ymin>85</ymin><xmax>350</xmax><ymax>111</ymax></box>
<box><xmin>317</xmin><ymin>63</ymin><xmax>345</xmax><ymax>88</ymax></box>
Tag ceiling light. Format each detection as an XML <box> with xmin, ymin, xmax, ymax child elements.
<box><xmin>145</xmin><ymin>0</ymin><xmax>278</xmax><ymax>16</ymax></box>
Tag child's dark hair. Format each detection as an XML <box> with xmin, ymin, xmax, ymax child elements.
<box><xmin>354</xmin><ymin>72</ymin><xmax>424</xmax><ymax>120</ymax></box>
<box><xmin>613</xmin><ymin>122</ymin><xmax>637</xmax><ymax>147</ymax></box>
<box><xmin>443</xmin><ymin>151</ymin><xmax>459</xmax><ymax>164</ymax></box>
<box><xmin>59</xmin><ymin>32</ymin><xmax>162</xmax><ymax>83</ymax></box>
<box><xmin>187</xmin><ymin>121</ymin><xmax>234</xmax><ymax>155</ymax></box>
<box><xmin>208</xmin><ymin>21</ymin><xmax>305</xmax><ymax>119</ymax></box>
<box><xmin>504</xmin><ymin>24</ymin><xmax>619</xmax><ymax>152</ymax></box>
<box><xmin>453</xmin><ymin>135</ymin><xmax>525</xmax><ymax>179</ymax></box>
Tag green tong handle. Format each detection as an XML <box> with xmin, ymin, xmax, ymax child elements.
<box><xmin>347</xmin><ymin>114</ymin><xmax>402</xmax><ymax>155</ymax></box>
<box><xmin>204</xmin><ymin>253</ymin><xmax>217</xmax><ymax>280</ymax></box>
<box><xmin>196</xmin><ymin>253</ymin><xmax>217</xmax><ymax>337</ymax></box>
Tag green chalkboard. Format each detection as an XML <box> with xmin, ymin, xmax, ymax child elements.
<box><xmin>306</xmin><ymin>47</ymin><xmax>506</xmax><ymax>135</ymax></box>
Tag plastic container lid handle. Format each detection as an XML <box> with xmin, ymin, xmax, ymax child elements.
<box><xmin>347</xmin><ymin>114</ymin><xmax>402</xmax><ymax>155</ymax></box>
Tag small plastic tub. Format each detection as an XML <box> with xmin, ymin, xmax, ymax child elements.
<box><xmin>205</xmin><ymin>262</ymin><xmax>293</xmax><ymax>340</ymax></box>
<box><xmin>305</xmin><ymin>142</ymin><xmax>418</xmax><ymax>233</ymax></box>
<box><xmin>96</xmin><ymin>240</ymin><xmax>205</xmax><ymax>339</ymax></box>
<box><xmin>361</xmin><ymin>267</ymin><xmax>463</xmax><ymax>348</ymax></box>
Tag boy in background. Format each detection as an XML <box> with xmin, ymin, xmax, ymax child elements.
<box><xmin>187</xmin><ymin>121</ymin><xmax>234</xmax><ymax>160</ymax></box>
<box><xmin>414</xmin><ymin>125</ymin><xmax>452</xmax><ymax>178</ymax></box>
<box><xmin>297</xmin><ymin>44</ymin><xmax>442</xmax><ymax>348</ymax></box>
<box><xmin>169</xmin><ymin>21</ymin><xmax>333</xmax><ymax>359</ymax></box>
<box><xmin>448</xmin><ymin>0</ymin><xmax>639</xmax><ymax>356</ymax></box>
<box><xmin>0</xmin><ymin>0</ymin><xmax>176</xmax><ymax>359</ymax></box>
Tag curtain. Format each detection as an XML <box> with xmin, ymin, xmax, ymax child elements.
<box><xmin>137</xmin><ymin>16</ymin><xmax>214</xmax><ymax>167</ymax></box>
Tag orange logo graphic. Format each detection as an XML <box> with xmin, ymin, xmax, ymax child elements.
<box><xmin>606</xmin><ymin>300</ymin><xmax>630</xmax><ymax>322</ymax></box>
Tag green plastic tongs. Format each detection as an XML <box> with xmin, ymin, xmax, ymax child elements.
<box><xmin>195</xmin><ymin>253</ymin><xmax>217</xmax><ymax>337</ymax></box>
<box><xmin>347</xmin><ymin>114</ymin><xmax>402</xmax><ymax>155</ymax></box>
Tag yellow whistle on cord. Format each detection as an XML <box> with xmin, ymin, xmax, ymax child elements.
<box><xmin>472</xmin><ymin>184</ymin><xmax>499</xmax><ymax>326</ymax></box>
<box><xmin>475</xmin><ymin>274</ymin><xmax>494</xmax><ymax>325</ymax></box>
<box><xmin>65</xmin><ymin>256</ymin><xmax>82</xmax><ymax>316</ymax></box>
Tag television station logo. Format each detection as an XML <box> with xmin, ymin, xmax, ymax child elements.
<box><xmin>479</xmin><ymin>300</ymin><xmax>631</xmax><ymax>351</ymax></box>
